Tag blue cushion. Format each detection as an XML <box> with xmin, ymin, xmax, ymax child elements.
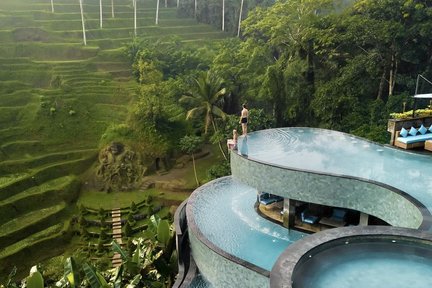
<box><xmin>400</xmin><ymin>127</ymin><xmax>408</xmax><ymax>138</ymax></box>
<box><xmin>409</xmin><ymin>127</ymin><xmax>418</xmax><ymax>136</ymax></box>
<box><xmin>429</xmin><ymin>125</ymin><xmax>432</xmax><ymax>133</ymax></box>
<box><xmin>332</xmin><ymin>209</ymin><xmax>347</xmax><ymax>220</ymax></box>
<box><xmin>419</xmin><ymin>125</ymin><xmax>427</xmax><ymax>135</ymax></box>
<box><xmin>396</xmin><ymin>133</ymin><xmax>432</xmax><ymax>144</ymax></box>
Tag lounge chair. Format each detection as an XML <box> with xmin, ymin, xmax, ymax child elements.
<box><xmin>300</xmin><ymin>210</ymin><xmax>320</xmax><ymax>224</ymax></box>
<box><xmin>258</xmin><ymin>192</ymin><xmax>283</xmax><ymax>206</ymax></box>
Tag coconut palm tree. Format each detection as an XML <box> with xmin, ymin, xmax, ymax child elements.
<box><xmin>180</xmin><ymin>71</ymin><xmax>228</xmax><ymax>160</ymax></box>
<box><xmin>50</xmin><ymin>0</ymin><xmax>54</xmax><ymax>13</ymax></box>
<box><xmin>111</xmin><ymin>0</ymin><xmax>115</xmax><ymax>17</ymax></box>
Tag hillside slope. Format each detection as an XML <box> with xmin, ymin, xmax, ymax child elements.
<box><xmin>0</xmin><ymin>0</ymin><xmax>227</xmax><ymax>278</ymax></box>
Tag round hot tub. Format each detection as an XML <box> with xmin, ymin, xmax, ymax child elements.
<box><xmin>292</xmin><ymin>237</ymin><xmax>432</xmax><ymax>288</ymax></box>
<box><xmin>271</xmin><ymin>227</ymin><xmax>432</xmax><ymax>288</ymax></box>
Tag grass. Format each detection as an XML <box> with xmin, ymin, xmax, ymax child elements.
<box><xmin>182</xmin><ymin>144</ymin><xmax>225</xmax><ymax>189</ymax></box>
<box><xmin>0</xmin><ymin>203</ymin><xmax>66</xmax><ymax>247</ymax></box>
<box><xmin>78</xmin><ymin>188</ymin><xmax>153</xmax><ymax>210</ymax></box>
<box><xmin>0</xmin><ymin>0</ymin><xmax>228</xmax><ymax>279</ymax></box>
<box><xmin>0</xmin><ymin>223</ymin><xmax>65</xmax><ymax>259</ymax></box>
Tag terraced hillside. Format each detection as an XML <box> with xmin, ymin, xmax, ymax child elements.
<box><xmin>0</xmin><ymin>0</ymin><xmax>227</xmax><ymax>277</ymax></box>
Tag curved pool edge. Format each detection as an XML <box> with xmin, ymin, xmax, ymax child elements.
<box><xmin>186</xmin><ymin>176</ymin><xmax>270</xmax><ymax>276</ymax></box>
<box><xmin>231</xmin><ymin>150</ymin><xmax>432</xmax><ymax>230</ymax></box>
<box><xmin>270</xmin><ymin>226</ymin><xmax>432</xmax><ymax>288</ymax></box>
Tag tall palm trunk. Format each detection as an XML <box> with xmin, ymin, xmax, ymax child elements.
<box><xmin>133</xmin><ymin>0</ymin><xmax>137</xmax><ymax>36</ymax></box>
<box><xmin>79</xmin><ymin>0</ymin><xmax>87</xmax><ymax>46</ymax></box>
<box><xmin>99</xmin><ymin>0</ymin><xmax>103</xmax><ymax>28</ymax></box>
<box><xmin>111</xmin><ymin>0</ymin><xmax>115</xmax><ymax>18</ymax></box>
<box><xmin>211</xmin><ymin>118</ymin><xmax>228</xmax><ymax>161</ymax></box>
<box><xmin>222</xmin><ymin>0</ymin><xmax>225</xmax><ymax>31</ymax></box>
<box><xmin>51</xmin><ymin>0</ymin><xmax>54</xmax><ymax>13</ymax></box>
<box><xmin>192</xmin><ymin>154</ymin><xmax>199</xmax><ymax>187</ymax></box>
<box><xmin>156</xmin><ymin>0</ymin><xmax>160</xmax><ymax>24</ymax></box>
<box><xmin>237</xmin><ymin>0</ymin><xmax>244</xmax><ymax>37</ymax></box>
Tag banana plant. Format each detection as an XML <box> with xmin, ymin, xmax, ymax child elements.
<box><xmin>26</xmin><ymin>266</ymin><xmax>44</xmax><ymax>288</ymax></box>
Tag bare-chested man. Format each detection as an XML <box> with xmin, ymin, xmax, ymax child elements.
<box><xmin>239</xmin><ymin>104</ymin><xmax>249</xmax><ymax>136</ymax></box>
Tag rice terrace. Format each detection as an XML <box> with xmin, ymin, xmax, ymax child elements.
<box><xmin>0</xmin><ymin>0</ymin><xmax>228</xmax><ymax>284</ymax></box>
<box><xmin>1</xmin><ymin>0</ymin><xmax>432</xmax><ymax>288</ymax></box>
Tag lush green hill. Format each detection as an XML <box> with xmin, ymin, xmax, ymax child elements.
<box><xmin>0</xmin><ymin>0</ymin><xmax>227</xmax><ymax>278</ymax></box>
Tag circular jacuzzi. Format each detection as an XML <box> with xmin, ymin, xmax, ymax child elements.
<box><xmin>271</xmin><ymin>227</ymin><xmax>432</xmax><ymax>288</ymax></box>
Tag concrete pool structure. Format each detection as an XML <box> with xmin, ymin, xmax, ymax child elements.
<box><xmin>174</xmin><ymin>128</ymin><xmax>432</xmax><ymax>288</ymax></box>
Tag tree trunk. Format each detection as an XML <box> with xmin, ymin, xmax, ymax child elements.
<box><xmin>165</xmin><ymin>0</ymin><xmax>168</xmax><ymax>8</ymax></box>
<box><xmin>51</xmin><ymin>0</ymin><xmax>54</xmax><ymax>13</ymax></box>
<box><xmin>222</xmin><ymin>0</ymin><xmax>225</xmax><ymax>31</ymax></box>
<box><xmin>99</xmin><ymin>0</ymin><xmax>103</xmax><ymax>28</ymax></box>
<box><xmin>79</xmin><ymin>0</ymin><xmax>87</xmax><ymax>46</ymax></box>
<box><xmin>192</xmin><ymin>154</ymin><xmax>199</xmax><ymax>187</ymax></box>
<box><xmin>156</xmin><ymin>0</ymin><xmax>160</xmax><ymax>25</ymax></box>
<box><xmin>377</xmin><ymin>69</ymin><xmax>386</xmax><ymax>100</ymax></box>
<box><xmin>111</xmin><ymin>0</ymin><xmax>115</xmax><ymax>18</ymax></box>
<box><xmin>211</xmin><ymin>118</ymin><xmax>228</xmax><ymax>161</ymax></box>
<box><xmin>194</xmin><ymin>0</ymin><xmax>197</xmax><ymax>19</ymax></box>
<box><xmin>134</xmin><ymin>0</ymin><xmax>137</xmax><ymax>35</ymax></box>
<box><xmin>389</xmin><ymin>53</ymin><xmax>397</xmax><ymax>97</ymax></box>
<box><xmin>237</xmin><ymin>0</ymin><xmax>244</xmax><ymax>37</ymax></box>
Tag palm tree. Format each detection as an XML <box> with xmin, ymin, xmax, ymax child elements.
<box><xmin>111</xmin><ymin>0</ymin><xmax>115</xmax><ymax>18</ymax></box>
<box><xmin>180</xmin><ymin>71</ymin><xmax>228</xmax><ymax>160</ymax></box>
<box><xmin>50</xmin><ymin>0</ymin><xmax>54</xmax><ymax>13</ymax></box>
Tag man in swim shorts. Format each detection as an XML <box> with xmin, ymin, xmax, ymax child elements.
<box><xmin>239</xmin><ymin>104</ymin><xmax>249</xmax><ymax>135</ymax></box>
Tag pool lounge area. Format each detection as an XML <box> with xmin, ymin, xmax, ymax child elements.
<box><xmin>174</xmin><ymin>128</ymin><xmax>432</xmax><ymax>288</ymax></box>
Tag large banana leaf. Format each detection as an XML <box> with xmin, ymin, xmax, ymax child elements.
<box><xmin>83</xmin><ymin>263</ymin><xmax>108</xmax><ymax>288</ymax></box>
<box><xmin>125</xmin><ymin>274</ymin><xmax>142</xmax><ymax>288</ymax></box>
<box><xmin>112</xmin><ymin>240</ymin><xmax>128</xmax><ymax>261</ymax></box>
<box><xmin>157</xmin><ymin>220</ymin><xmax>170</xmax><ymax>247</ymax></box>
<box><xmin>111</xmin><ymin>265</ymin><xmax>123</xmax><ymax>288</ymax></box>
<box><xmin>64</xmin><ymin>257</ymin><xmax>81</xmax><ymax>288</ymax></box>
<box><xmin>131</xmin><ymin>241</ymin><xmax>141</xmax><ymax>265</ymax></box>
<box><xmin>26</xmin><ymin>267</ymin><xmax>44</xmax><ymax>288</ymax></box>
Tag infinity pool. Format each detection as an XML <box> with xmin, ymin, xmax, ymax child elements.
<box><xmin>293</xmin><ymin>238</ymin><xmax>432</xmax><ymax>288</ymax></box>
<box><xmin>189</xmin><ymin>177</ymin><xmax>306</xmax><ymax>271</ymax></box>
<box><xmin>185</xmin><ymin>128</ymin><xmax>432</xmax><ymax>287</ymax></box>
<box><xmin>237</xmin><ymin>128</ymin><xmax>432</xmax><ymax>211</ymax></box>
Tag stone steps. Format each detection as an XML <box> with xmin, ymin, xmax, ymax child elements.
<box><xmin>111</xmin><ymin>207</ymin><xmax>122</xmax><ymax>268</ymax></box>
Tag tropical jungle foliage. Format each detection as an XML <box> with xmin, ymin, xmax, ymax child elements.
<box><xmin>2</xmin><ymin>0</ymin><xmax>432</xmax><ymax>285</ymax></box>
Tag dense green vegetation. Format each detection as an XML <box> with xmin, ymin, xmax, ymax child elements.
<box><xmin>0</xmin><ymin>0</ymin><xmax>226</xmax><ymax>283</ymax></box>
<box><xmin>1</xmin><ymin>0</ymin><xmax>432</xmax><ymax>286</ymax></box>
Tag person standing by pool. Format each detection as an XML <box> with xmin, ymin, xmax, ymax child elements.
<box><xmin>239</xmin><ymin>104</ymin><xmax>249</xmax><ymax>136</ymax></box>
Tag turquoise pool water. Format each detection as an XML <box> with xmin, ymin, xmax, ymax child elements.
<box><xmin>190</xmin><ymin>177</ymin><xmax>306</xmax><ymax>271</ymax></box>
<box><xmin>237</xmin><ymin>128</ymin><xmax>432</xmax><ymax>211</ymax></box>
<box><xmin>187</xmin><ymin>128</ymin><xmax>432</xmax><ymax>287</ymax></box>
<box><xmin>293</xmin><ymin>239</ymin><xmax>432</xmax><ymax>288</ymax></box>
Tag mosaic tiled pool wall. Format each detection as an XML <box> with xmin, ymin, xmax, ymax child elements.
<box><xmin>231</xmin><ymin>152</ymin><xmax>424</xmax><ymax>229</ymax></box>
<box><xmin>188</xmin><ymin>231</ymin><xmax>269</xmax><ymax>288</ymax></box>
